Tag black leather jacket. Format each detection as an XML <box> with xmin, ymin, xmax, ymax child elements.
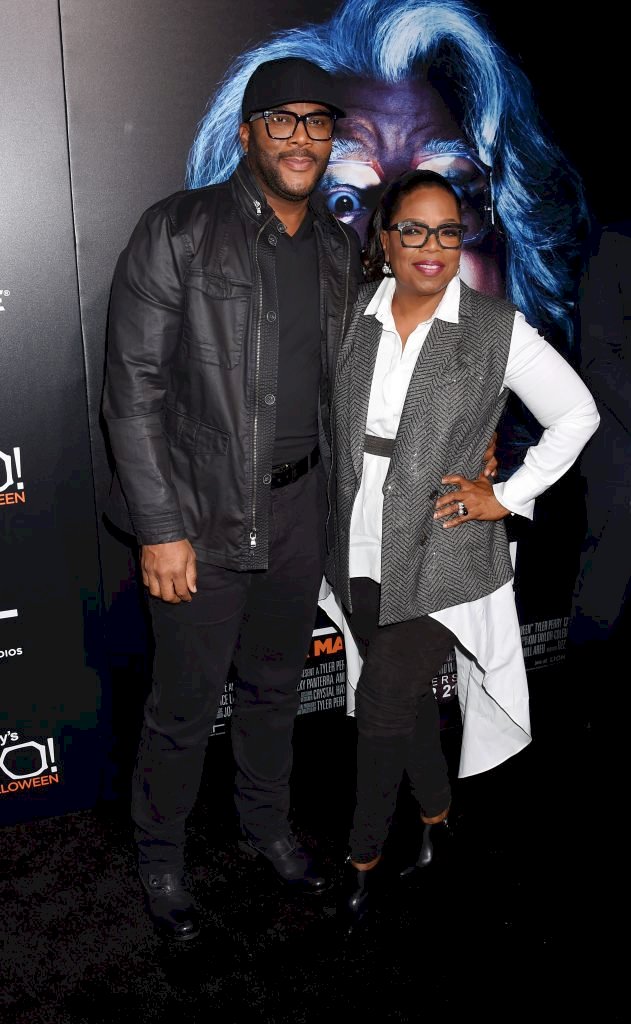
<box><xmin>102</xmin><ymin>160</ymin><xmax>362</xmax><ymax>569</ymax></box>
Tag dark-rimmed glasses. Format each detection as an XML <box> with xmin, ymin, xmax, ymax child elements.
<box><xmin>248</xmin><ymin>109</ymin><xmax>336</xmax><ymax>141</ymax></box>
<box><xmin>387</xmin><ymin>221</ymin><xmax>466</xmax><ymax>249</ymax></box>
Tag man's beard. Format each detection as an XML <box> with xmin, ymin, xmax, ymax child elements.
<box><xmin>247</xmin><ymin>138</ymin><xmax>327</xmax><ymax>202</ymax></box>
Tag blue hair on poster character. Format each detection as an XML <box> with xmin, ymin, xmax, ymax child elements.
<box><xmin>186</xmin><ymin>0</ymin><xmax>588</xmax><ymax>360</ymax></box>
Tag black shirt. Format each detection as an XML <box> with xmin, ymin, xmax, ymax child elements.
<box><xmin>273</xmin><ymin>210</ymin><xmax>321</xmax><ymax>465</ymax></box>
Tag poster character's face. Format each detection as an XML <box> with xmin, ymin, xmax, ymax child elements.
<box><xmin>381</xmin><ymin>184</ymin><xmax>462</xmax><ymax>303</ymax></box>
<box><xmin>239</xmin><ymin>102</ymin><xmax>334</xmax><ymax>203</ymax></box>
<box><xmin>319</xmin><ymin>78</ymin><xmax>503</xmax><ymax>297</ymax></box>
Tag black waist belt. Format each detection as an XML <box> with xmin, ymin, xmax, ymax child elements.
<box><xmin>271</xmin><ymin>445</ymin><xmax>320</xmax><ymax>489</ymax></box>
<box><xmin>364</xmin><ymin>434</ymin><xmax>395</xmax><ymax>458</ymax></box>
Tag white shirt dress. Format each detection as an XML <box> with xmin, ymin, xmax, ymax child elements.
<box><xmin>320</xmin><ymin>276</ymin><xmax>600</xmax><ymax>777</ymax></box>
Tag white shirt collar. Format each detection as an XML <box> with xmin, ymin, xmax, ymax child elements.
<box><xmin>364</xmin><ymin>274</ymin><xmax>461</xmax><ymax>329</ymax></box>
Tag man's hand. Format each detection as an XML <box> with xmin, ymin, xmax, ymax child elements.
<box><xmin>434</xmin><ymin>473</ymin><xmax>509</xmax><ymax>528</ymax></box>
<box><xmin>141</xmin><ymin>539</ymin><xmax>197</xmax><ymax>603</ymax></box>
<box><xmin>481</xmin><ymin>430</ymin><xmax>499</xmax><ymax>479</ymax></box>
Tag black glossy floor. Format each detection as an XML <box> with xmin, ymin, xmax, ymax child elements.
<box><xmin>3</xmin><ymin>677</ymin><xmax>619</xmax><ymax>1023</ymax></box>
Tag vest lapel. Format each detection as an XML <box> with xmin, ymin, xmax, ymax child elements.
<box><xmin>349</xmin><ymin>313</ymin><xmax>382</xmax><ymax>478</ymax></box>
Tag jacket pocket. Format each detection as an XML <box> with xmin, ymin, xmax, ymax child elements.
<box><xmin>163</xmin><ymin>407</ymin><xmax>230</xmax><ymax>455</ymax></box>
<box><xmin>183</xmin><ymin>270</ymin><xmax>251</xmax><ymax>368</ymax></box>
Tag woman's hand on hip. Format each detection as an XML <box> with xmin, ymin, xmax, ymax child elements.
<box><xmin>433</xmin><ymin>474</ymin><xmax>510</xmax><ymax>528</ymax></box>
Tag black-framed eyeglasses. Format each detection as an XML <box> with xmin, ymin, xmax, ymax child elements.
<box><xmin>248</xmin><ymin>109</ymin><xmax>336</xmax><ymax>141</ymax></box>
<box><xmin>387</xmin><ymin>220</ymin><xmax>466</xmax><ymax>249</ymax></box>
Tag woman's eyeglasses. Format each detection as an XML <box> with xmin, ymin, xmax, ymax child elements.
<box><xmin>386</xmin><ymin>221</ymin><xmax>466</xmax><ymax>249</ymax></box>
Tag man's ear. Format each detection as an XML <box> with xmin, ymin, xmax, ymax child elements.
<box><xmin>238</xmin><ymin>122</ymin><xmax>250</xmax><ymax>154</ymax></box>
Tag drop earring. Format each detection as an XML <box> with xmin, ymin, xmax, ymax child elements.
<box><xmin>382</xmin><ymin>261</ymin><xmax>392</xmax><ymax>276</ymax></box>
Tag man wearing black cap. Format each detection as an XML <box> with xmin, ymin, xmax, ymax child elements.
<box><xmin>102</xmin><ymin>57</ymin><xmax>363</xmax><ymax>940</ymax></box>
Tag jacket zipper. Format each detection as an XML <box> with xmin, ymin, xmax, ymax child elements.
<box><xmin>250</xmin><ymin>207</ymin><xmax>275</xmax><ymax>549</ymax></box>
<box><xmin>237</xmin><ymin>164</ymin><xmax>268</xmax><ymax>548</ymax></box>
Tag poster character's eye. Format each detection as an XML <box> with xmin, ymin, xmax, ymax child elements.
<box><xmin>324</xmin><ymin>187</ymin><xmax>366</xmax><ymax>223</ymax></box>
<box><xmin>416</xmin><ymin>153</ymin><xmax>491</xmax><ymax>244</ymax></box>
<box><xmin>320</xmin><ymin>160</ymin><xmax>383</xmax><ymax>224</ymax></box>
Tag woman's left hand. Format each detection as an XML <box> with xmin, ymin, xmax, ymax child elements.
<box><xmin>434</xmin><ymin>474</ymin><xmax>510</xmax><ymax>528</ymax></box>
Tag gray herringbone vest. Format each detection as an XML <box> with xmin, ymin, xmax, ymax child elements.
<box><xmin>327</xmin><ymin>280</ymin><xmax>517</xmax><ymax>625</ymax></box>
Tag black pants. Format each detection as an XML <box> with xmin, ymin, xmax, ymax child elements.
<box><xmin>347</xmin><ymin>578</ymin><xmax>455</xmax><ymax>862</ymax></box>
<box><xmin>131</xmin><ymin>464</ymin><xmax>327</xmax><ymax>871</ymax></box>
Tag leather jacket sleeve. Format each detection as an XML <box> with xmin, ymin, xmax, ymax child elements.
<box><xmin>102</xmin><ymin>202</ymin><xmax>191</xmax><ymax>545</ymax></box>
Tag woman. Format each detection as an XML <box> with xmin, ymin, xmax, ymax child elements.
<box><xmin>326</xmin><ymin>169</ymin><xmax>599</xmax><ymax>929</ymax></box>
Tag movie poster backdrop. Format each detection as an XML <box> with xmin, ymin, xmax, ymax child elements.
<box><xmin>1</xmin><ymin>0</ymin><xmax>620</xmax><ymax>822</ymax></box>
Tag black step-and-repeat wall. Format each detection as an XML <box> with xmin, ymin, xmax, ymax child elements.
<box><xmin>0</xmin><ymin>1</ymin><xmax>102</xmax><ymax>823</ymax></box>
<box><xmin>1</xmin><ymin>0</ymin><xmax>622</xmax><ymax>824</ymax></box>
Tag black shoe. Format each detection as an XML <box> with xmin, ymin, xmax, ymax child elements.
<box><xmin>139</xmin><ymin>870</ymin><xmax>201</xmax><ymax>941</ymax></box>
<box><xmin>399</xmin><ymin>818</ymin><xmax>454</xmax><ymax>879</ymax></box>
<box><xmin>238</xmin><ymin>834</ymin><xmax>330</xmax><ymax>895</ymax></box>
<box><xmin>337</xmin><ymin>854</ymin><xmax>387</xmax><ymax>936</ymax></box>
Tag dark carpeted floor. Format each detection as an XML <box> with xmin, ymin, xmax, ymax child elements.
<box><xmin>2</xmin><ymin>679</ymin><xmax>618</xmax><ymax>1023</ymax></box>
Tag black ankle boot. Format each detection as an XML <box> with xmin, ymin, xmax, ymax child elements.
<box><xmin>397</xmin><ymin>817</ymin><xmax>454</xmax><ymax>879</ymax></box>
<box><xmin>338</xmin><ymin>854</ymin><xmax>385</xmax><ymax>934</ymax></box>
<box><xmin>417</xmin><ymin>818</ymin><xmax>452</xmax><ymax>868</ymax></box>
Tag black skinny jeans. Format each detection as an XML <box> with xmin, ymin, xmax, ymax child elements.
<box><xmin>347</xmin><ymin>578</ymin><xmax>456</xmax><ymax>862</ymax></box>
<box><xmin>131</xmin><ymin>463</ymin><xmax>327</xmax><ymax>872</ymax></box>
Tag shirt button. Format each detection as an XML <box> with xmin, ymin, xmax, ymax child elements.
<box><xmin>268</xmin><ymin>234</ymin><xmax>277</xmax><ymax>246</ymax></box>
<box><xmin>263</xmin><ymin>473</ymin><xmax>272</xmax><ymax>484</ymax></box>
<box><xmin>266</xmin><ymin>311</ymin><xmax>277</xmax><ymax>322</ymax></box>
<box><xmin>264</xmin><ymin>394</ymin><xmax>275</xmax><ymax>405</ymax></box>
<box><xmin>277</xmin><ymin>222</ymin><xmax>286</xmax><ymax>233</ymax></box>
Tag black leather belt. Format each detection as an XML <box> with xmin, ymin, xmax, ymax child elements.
<box><xmin>271</xmin><ymin>446</ymin><xmax>320</xmax><ymax>489</ymax></box>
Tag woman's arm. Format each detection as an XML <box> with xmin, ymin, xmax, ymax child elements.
<box><xmin>492</xmin><ymin>313</ymin><xmax>600</xmax><ymax>518</ymax></box>
<box><xmin>433</xmin><ymin>312</ymin><xmax>600</xmax><ymax>527</ymax></box>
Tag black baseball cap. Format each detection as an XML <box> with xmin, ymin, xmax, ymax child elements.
<box><xmin>241</xmin><ymin>57</ymin><xmax>346</xmax><ymax>121</ymax></box>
